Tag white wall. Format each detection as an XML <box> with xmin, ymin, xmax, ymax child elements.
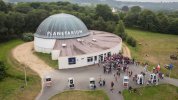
<box><xmin>51</xmin><ymin>50</ymin><xmax>60</xmax><ymax>60</ymax></box>
<box><xmin>34</xmin><ymin>37</ymin><xmax>56</xmax><ymax>54</ymax></box>
<box><xmin>58</xmin><ymin>41</ymin><xmax>122</xmax><ymax>69</ymax></box>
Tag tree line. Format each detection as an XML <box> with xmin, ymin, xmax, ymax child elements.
<box><xmin>0</xmin><ymin>0</ymin><xmax>178</xmax><ymax>43</ymax></box>
<box><xmin>0</xmin><ymin>1</ymin><xmax>120</xmax><ymax>42</ymax></box>
<box><xmin>124</xmin><ymin>6</ymin><xmax>178</xmax><ymax>34</ymax></box>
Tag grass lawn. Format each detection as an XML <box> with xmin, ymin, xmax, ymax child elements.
<box><xmin>126</xmin><ymin>28</ymin><xmax>178</xmax><ymax>78</ymax></box>
<box><xmin>0</xmin><ymin>40</ymin><xmax>41</xmax><ymax>100</ymax></box>
<box><xmin>123</xmin><ymin>84</ymin><xmax>178</xmax><ymax>100</ymax></box>
<box><xmin>34</xmin><ymin>52</ymin><xmax>58</xmax><ymax>69</ymax></box>
<box><xmin>50</xmin><ymin>90</ymin><xmax>109</xmax><ymax>100</ymax></box>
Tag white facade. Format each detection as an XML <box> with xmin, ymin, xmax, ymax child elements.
<box><xmin>51</xmin><ymin>50</ymin><xmax>60</xmax><ymax>60</ymax></box>
<box><xmin>34</xmin><ymin>37</ymin><xmax>56</xmax><ymax>54</ymax></box>
<box><xmin>34</xmin><ymin>33</ymin><xmax>122</xmax><ymax>69</ymax></box>
<box><xmin>58</xmin><ymin>41</ymin><xmax>122</xmax><ymax>69</ymax></box>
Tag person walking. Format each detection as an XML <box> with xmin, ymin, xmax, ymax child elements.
<box><xmin>114</xmin><ymin>73</ymin><xmax>117</xmax><ymax>81</ymax></box>
<box><xmin>110</xmin><ymin>81</ymin><xmax>114</xmax><ymax>93</ymax></box>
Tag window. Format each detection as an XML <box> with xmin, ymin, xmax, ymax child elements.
<box><xmin>99</xmin><ymin>54</ymin><xmax>103</xmax><ymax>62</ymax></box>
<box><xmin>68</xmin><ymin>57</ymin><xmax>76</xmax><ymax>65</ymax></box>
<box><xmin>107</xmin><ymin>52</ymin><xmax>111</xmax><ymax>57</ymax></box>
<box><xmin>70</xmin><ymin>80</ymin><xmax>73</xmax><ymax>84</ymax></box>
<box><xmin>87</xmin><ymin>57</ymin><xmax>93</xmax><ymax>62</ymax></box>
<box><xmin>104</xmin><ymin>53</ymin><xmax>106</xmax><ymax>57</ymax></box>
<box><xmin>94</xmin><ymin>56</ymin><xmax>97</xmax><ymax>61</ymax></box>
<box><xmin>46</xmin><ymin>78</ymin><xmax>51</xmax><ymax>81</ymax></box>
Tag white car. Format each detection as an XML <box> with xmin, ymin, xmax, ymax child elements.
<box><xmin>149</xmin><ymin>73</ymin><xmax>158</xmax><ymax>85</ymax></box>
<box><xmin>89</xmin><ymin>77</ymin><xmax>96</xmax><ymax>89</ymax></box>
<box><xmin>137</xmin><ymin>74</ymin><xmax>144</xmax><ymax>85</ymax></box>
<box><xmin>123</xmin><ymin>76</ymin><xmax>129</xmax><ymax>88</ymax></box>
<box><xmin>45</xmin><ymin>75</ymin><xmax>52</xmax><ymax>87</ymax></box>
<box><xmin>68</xmin><ymin>77</ymin><xmax>75</xmax><ymax>88</ymax></box>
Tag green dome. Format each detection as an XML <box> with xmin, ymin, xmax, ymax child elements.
<box><xmin>34</xmin><ymin>13</ymin><xmax>89</xmax><ymax>39</ymax></box>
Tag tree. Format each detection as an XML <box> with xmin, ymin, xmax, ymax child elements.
<box><xmin>157</xmin><ymin>13</ymin><xmax>169</xmax><ymax>33</ymax></box>
<box><xmin>95</xmin><ymin>4</ymin><xmax>113</xmax><ymax>21</ymax></box>
<box><xmin>119</xmin><ymin>12</ymin><xmax>126</xmax><ymax>20</ymax></box>
<box><xmin>124</xmin><ymin>6</ymin><xmax>141</xmax><ymax>27</ymax></box>
<box><xmin>168</xmin><ymin>18</ymin><xmax>178</xmax><ymax>35</ymax></box>
<box><xmin>105</xmin><ymin>21</ymin><xmax>116</xmax><ymax>33</ymax></box>
<box><xmin>0</xmin><ymin>12</ymin><xmax>8</xmax><ymax>41</ymax></box>
<box><xmin>116</xmin><ymin>20</ymin><xmax>125</xmax><ymax>33</ymax></box>
<box><xmin>91</xmin><ymin>17</ymin><xmax>106</xmax><ymax>31</ymax></box>
<box><xmin>79</xmin><ymin>14</ymin><xmax>92</xmax><ymax>29</ymax></box>
<box><xmin>15</xmin><ymin>3</ymin><xmax>33</xmax><ymax>13</ymax></box>
<box><xmin>0</xmin><ymin>0</ymin><xmax>7</xmax><ymax>12</ymax></box>
<box><xmin>0</xmin><ymin>61</ymin><xmax>6</xmax><ymax>81</ymax></box>
<box><xmin>30</xmin><ymin>2</ymin><xmax>41</xmax><ymax>9</ymax></box>
<box><xmin>138</xmin><ymin>9</ymin><xmax>159</xmax><ymax>31</ymax></box>
<box><xmin>6</xmin><ymin>12</ymin><xmax>25</xmax><ymax>35</ymax></box>
<box><xmin>124</xmin><ymin>12</ymin><xmax>140</xmax><ymax>27</ymax></box>
<box><xmin>57</xmin><ymin>1</ymin><xmax>70</xmax><ymax>6</ymax></box>
<box><xmin>121</xmin><ymin>6</ymin><xmax>129</xmax><ymax>12</ymax></box>
<box><xmin>130</xmin><ymin>6</ymin><xmax>141</xmax><ymax>13</ymax></box>
<box><xmin>114</xmin><ymin>20</ymin><xmax>127</xmax><ymax>41</ymax></box>
<box><xmin>25</xmin><ymin>9</ymin><xmax>49</xmax><ymax>32</ymax></box>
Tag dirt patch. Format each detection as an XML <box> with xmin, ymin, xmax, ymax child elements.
<box><xmin>12</xmin><ymin>42</ymin><xmax>54</xmax><ymax>78</ymax></box>
<box><xmin>122</xmin><ymin>44</ymin><xmax>131</xmax><ymax>58</ymax></box>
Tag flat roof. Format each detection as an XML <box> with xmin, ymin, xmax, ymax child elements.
<box><xmin>53</xmin><ymin>30</ymin><xmax>122</xmax><ymax>57</ymax></box>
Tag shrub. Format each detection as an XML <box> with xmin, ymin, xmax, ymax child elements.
<box><xmin>22</xmin><ymin>33</ymin><xmax>34</xmax><ymax>41</ymax></box>
<box><xmin>127</xmin><ymin>36</ymin><xmax>137</xmax><ymax>47</ymax></box>
<box><xmin>118</xmin><ymin>32</ymin><xmax>128</xmax><ymax>41</ymax></box>
<box><xmin>0</xmin><ymin>61</ymin><xmax>7</xmax><ymax>81</ymax></box>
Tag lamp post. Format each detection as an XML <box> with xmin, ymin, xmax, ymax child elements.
<box><xmin>24</xmin><ymin>65</ymin><xmax>27</xmax><ymax>86</ymax></box>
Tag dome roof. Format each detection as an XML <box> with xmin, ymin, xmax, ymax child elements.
<box><xmin>34</xmin><ymin>13</ymin><xmax>89</xmax><ymax>39</ymax></box>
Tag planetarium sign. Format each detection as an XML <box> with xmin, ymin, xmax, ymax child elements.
<box><xmin>47</xmin><ymin>30</ymin><xmax>83</xmax><ymax>36</ymax></box>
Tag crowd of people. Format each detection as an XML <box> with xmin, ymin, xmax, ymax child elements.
<box><xmin>101</xmin><ymin>53</ymin><xmax>132</xmax><ymax>75</ymax></box>
<box><xmin>96</xmin><ymin>53</ymin><xmax>165</xmax><ymax>93</ymax></box>
<box><xmin>98</xmin><ymin>53</ymin><xmax>134</xmax><ymax>92</ymax></box>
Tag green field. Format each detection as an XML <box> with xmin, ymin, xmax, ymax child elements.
<box><xmin>34</xmin><ymin>52</ymin><xmax>58</xmax><ymax>69</ymax></box>
<box><xmin>50</xmin><ymin>90</ymin><xmax>109</xmax><ymax>100</ymax></box>
<box><xmin>0</xmin><ymin>40</ymin><xmax>41</xmax><ymax>100</ymax></box>
<box><xmin>123</xmin><ymin>84</ymin><xmax>178</xmax><ymax>100</ymax></box>
<box><xmin>126</xmin><ymin>29</ymin><xmax>178</xmax><ymax>78</ymax></box>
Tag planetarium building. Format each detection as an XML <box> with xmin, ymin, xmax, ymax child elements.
<box><xmin>34</xmin><ymin>13</ymin><xmax>122</xmax><ymax>69</ymax></box>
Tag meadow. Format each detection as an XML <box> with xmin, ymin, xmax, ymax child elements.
<box><xmin>126</xmin><ymin>29</ymin><xmax>178</xmax><ymax>78</ymax></box>
<box><xmin>0</xmin><ymin>40</ymin><xmax>41</xmax><ymax>100</ymax></box>
<box><xmin>123</xmin><ymin>84</ymin><xmax>178</xmax><ymax>100</ymax></box>
<box><xmin>50</xmin><ymin>90</ymin><xmax>109</xmax><ymax>100</ymax></box>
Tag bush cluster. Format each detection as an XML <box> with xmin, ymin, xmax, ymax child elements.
<box><xmin>22</xmin><ymin>33</ymin><xmax>34</xmax><ymax>41</ymax></box>
<box><xmin>126</xmin><ymin>36</ymin><xmax>137</xmax><ymax>47</ymax></box>
<box><xmin>0</xmin><ymin>61</ymin><xmax>6</xmax><ymax>81</ymax></box>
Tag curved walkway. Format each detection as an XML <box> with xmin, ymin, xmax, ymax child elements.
<box><xmin>122</xmin><ymin>44</ymin><xmax>131</xmax><ymax>59</ymax></box>
<box><xmin>12</xmin><ymin>42</ymin><xmax>178</xmax><ymax>100</ymax></box>
<box><xmin>12</xmin><ymin>42</ymin><xmax>54</xmax><ymax>78</ymax></box>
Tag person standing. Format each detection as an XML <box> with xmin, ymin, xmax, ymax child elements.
<box><xmin>144</xmin><ymin>64</ymin><xmax>148</xmax><ymax>72</ymax></box>
<box><xmin>103</xmin><ymin>79</ymin><xmax>105</xmax><ymax>86</ymax></box>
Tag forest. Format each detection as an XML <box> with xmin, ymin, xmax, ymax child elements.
<box><xmin>0</xmin><ymin>0</ymin><xmax>178</xmax><ymax>42</ymax></box>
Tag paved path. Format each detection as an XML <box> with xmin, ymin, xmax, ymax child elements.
<box><xmin>12</xmin><ymin>42</ymin><xmax>178</xmax><ymax>100</ymax></box>
<box><xmin>163</xmin><ymin>77</ymin><xmax>178</xmax><ymax>87</ymax></box>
